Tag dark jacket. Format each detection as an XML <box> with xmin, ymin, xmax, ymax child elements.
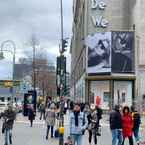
<box><xmin>132</xmin><ymin>111</ymin><xmax>141</xmax><ymax>130</ymax></box>
<box><xmin>110</xmin><ymin>108</ymin><xmax>122</xmax><ymax>130</ymax></box>
<box><xmin>1</xmin><ymin>109</ymin><xmax>16</xmax><ymax>129</ymax></box>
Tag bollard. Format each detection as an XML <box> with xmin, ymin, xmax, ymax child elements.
<box><xmin>59</xmin><ymin>127</ymin><xmax>64</xmax><ymax>145</ymax></box>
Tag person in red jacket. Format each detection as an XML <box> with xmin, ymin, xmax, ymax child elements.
<box><xmin>122</xmin><ymin>106</ymin><xmax>134</xmax><ymax>145</ymax></box>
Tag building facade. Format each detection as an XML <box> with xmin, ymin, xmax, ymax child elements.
<box><xmin>70</xmin><ymin>0</ymin><xmax>145</xmax><ymax>111</ymax></box>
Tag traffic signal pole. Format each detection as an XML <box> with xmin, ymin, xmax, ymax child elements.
<box><xmin>59</xmin><ymin>0</ymin><xmax>64</xmax><ymax>145</ymax></box>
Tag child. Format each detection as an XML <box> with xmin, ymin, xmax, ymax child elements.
<box><xmin>64</xmin><ymin>136</ymin><xmax>73</xmax><ymax>145</ymax></box>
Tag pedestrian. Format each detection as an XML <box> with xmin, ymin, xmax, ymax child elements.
<box><xmin>28</xmin><ymin>105</ymin><xmax>35</xmax><ymax>127</ymax></box>
<box><xmin>1</xmin><ymin>103</ymin><xmax>16</xmax><ymax>145</ymax></box>
<box><xmin>80</xmin><ymin>102</ymin><xmax>85</xmax><ymax>112</ymax></box>
<box><xmin>122</xmin><ymin>106</ymin><xmax>134</xmax><ymax>145</ymax></box>
<box><xmin>47</xmin><ymin>96</ymin><xmax>52</xmax><ymax>108</ymax></box>
<box><xmin>39</xmin><ymin>102</ymin><xmax>46</xmax><ymax>120</ymax></box>
<box><xmin>88</xmin><ymin>105</ymin><xmax>102</xmax><ymax>145</ymax></box>
<box><xmin>45</xmin><ymin>104</ymin><xmax>56</xmax><ymax>139</ymax></box>
<box><xmin>95</xmin><ymin>105</ymin><xmax>103</xmax><ymax>128</ymax></box>
<box><xmin>64</xmin><ymin>100</ymin><xmax>68</xmax><ymax>114</ymax></box>
<box><xmin>69</xmin><ymin>101</ymin><xmax>74</xmax><ymax>112</ymax></box>
<box><xmin>110</xmin><ymin>105</ymin><xmax>123</xmax><ymax>145</ymax></box>
<box><xmin>59</xmin><ymin>96</ymin><xmax>65</xmax><ymax>114</ymax></box>
<box><xmin>131</xmin><ymin>106</ymin><xmax>141</xmax><ymax>145</ymax></box>
<box><xmin>69</xmin><ymin>103</ymin><xmax>88</xmax><ymax>145</ymax></box>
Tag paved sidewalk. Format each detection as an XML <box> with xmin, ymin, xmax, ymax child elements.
<box><xmin>0</xmin><ymin>112</ymin><xmax>144</xmax><ymax>145</ymax></box>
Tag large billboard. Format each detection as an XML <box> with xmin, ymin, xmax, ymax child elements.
<box><xmin>85</xmin><ymin>32</ymin><xmax>111</xmax><ymax>74</ymax></box>
<box><xmin>0</xmin><ymin>58</ymin><xmax>13</xmax><ymax>80</ymax></box>
<box><xmin>112</xmin><ymin>31</ymin><xmax>134</xmax><ymax>73</ymax></box>
<box><xmin>85</xmin><ymin>31</ymin><xmax>134</xmax><ymax>74</ymax></box>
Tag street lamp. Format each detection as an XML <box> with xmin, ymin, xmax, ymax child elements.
<box><xmin>0</xmin><ymin>40</ymin><xmax>16</xmax><ymax>103</ymax></box>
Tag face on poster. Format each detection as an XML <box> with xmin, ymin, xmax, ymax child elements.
<box><xmin>112</xmin><ymin>31</ymin><xmax>134</xmax><ymax>73</ymax></box>
<box><xmin>85</xmin><ymin>32</ymin><xmax>111</xmax><ymax>74</ymax></box>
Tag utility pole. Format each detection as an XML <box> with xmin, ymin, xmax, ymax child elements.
<box><xmin>59</xmin><ymin>0</ymin><xmax>65</xmax><ymax>145</ymax></box>
<box><xmin>33</xmin><ymin>43</ymin><xmax>36</xmax><ymax>91</ymax></box>
<box><xmin>31</xmin><ymin>34</ymin><xmax>36</xmax><ymax>91</ymax></box>
<box><xmin>60</xmin><ymin>0</ymin><xmax>64</xmax><ymax>53</ymax></box>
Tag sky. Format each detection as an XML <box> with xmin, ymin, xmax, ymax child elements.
<box><xmin>0</xmin><ymin>0</ymin><xmax>73</xmax><ymax>80</ymax></box>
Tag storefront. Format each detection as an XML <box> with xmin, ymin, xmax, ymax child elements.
<box><xmin>87</xmin><ymin>77</ymin><xmax>135</xmax><ymax>110</ymax></box>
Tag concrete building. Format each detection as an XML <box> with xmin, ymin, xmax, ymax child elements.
<box><xmin>70</xmin><ymin>0</ymin><xmax>145</xmax><ymax>111</ymax></box>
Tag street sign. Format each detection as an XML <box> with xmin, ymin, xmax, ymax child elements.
<box><xmin>0</xmin><ymin>80</ymin><xmax>20</xmax><ymax>87</ymax></box>
<box><xmin>4</xmin><ymin>81</ymin><xmax>13</xmax><ymax>87</ymax></box>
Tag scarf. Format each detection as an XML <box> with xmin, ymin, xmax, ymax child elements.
<box><xmin>74</xmin><ymin>111</ymin><xmax>80</xmax><ymax>126</ymax></box>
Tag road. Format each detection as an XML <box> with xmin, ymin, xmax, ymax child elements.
<box><xmin>0</xmin><ymin>113</ymin><xmax>144</xmax><ymax>145</ymax></box>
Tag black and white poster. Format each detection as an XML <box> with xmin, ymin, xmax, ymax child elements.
<box><xmin>112</xmin><ymin>31</ymin><xmax>134</xmax><ymax>73</ymax></box>
<box><xmin>85</xmin><ymin>32</ymin><xmax>111</xmax><ymax>74</ymax></box>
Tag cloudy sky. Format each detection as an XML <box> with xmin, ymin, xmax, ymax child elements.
<box><xmin>0</xmin><ymin>0</ymin><xmax>73</xmax><ymax>80</ymax></box>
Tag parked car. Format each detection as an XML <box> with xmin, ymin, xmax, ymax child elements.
<box><xmin>0</xmin><ymin>101</ymin><xmax>8</xmax><ymax>113</ymax></box>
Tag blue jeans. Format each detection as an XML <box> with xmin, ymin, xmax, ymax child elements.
<box><xmin>133</xmin><ymin>128</ymin><xmax>140</xmax><ymax>142</ymax></box>
<box><xmin>4</xmin><ymin>128</ymin><xmax>12</xmax><ymax>145</ymax></box>
<box><xmin>71</xmin><ymin>134</ymin><xmax>82</xmax><ymax>145</ymax></box>
<box><xmin>111</xmin><ymin>129</ymin><xmax>123</xmax><ymax>145</ymax></box>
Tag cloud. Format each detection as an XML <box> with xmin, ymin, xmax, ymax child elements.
<box><xmin>0</xmin><ymin>0</ymin><xmax>73</xmax><ymax>78</ymax></box>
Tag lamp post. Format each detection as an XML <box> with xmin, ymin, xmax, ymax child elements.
<box><xmin>0</xmin><ymin>40</ymin><xmax>16</xmax><ymax>103</ymax></box>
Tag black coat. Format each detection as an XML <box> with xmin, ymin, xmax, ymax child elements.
<box><xmin>1</xmin><ymin>109</ymin><xmax>16</xmax><ymax>129</ymax></box>
<box><xmin>110</xmin><ymin>110</ymin><xmax>122</xmax><ymax>130</ymax></box>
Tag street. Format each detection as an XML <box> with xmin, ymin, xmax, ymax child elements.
<box><xmin>0</xmin><ymin>113</ymin><xmax>144</xmax><ymax>145</ymax></box>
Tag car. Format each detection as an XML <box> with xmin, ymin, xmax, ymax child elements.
<box><xmin>0</xmin><ymin>101</ymin><xmax>8</xmax><ymax>113</ymax></box>
<box><xmin>13</xmin><ymin>101</ymin><xmax>23</xmax><ymax>113</ymax></box>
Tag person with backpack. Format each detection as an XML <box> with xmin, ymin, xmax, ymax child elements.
<box><xmin>69</xmin><ymin>103</ymin><xmax>88</xmax><ymax>145</ymax></box>
<box><xmin>131</xmin><ymin>106</ymin><xmax>141</xmax><ymax>145</ymax></box>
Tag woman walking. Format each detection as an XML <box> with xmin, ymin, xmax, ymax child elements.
<box><xmin>28</xmin><ymin>105</ymin><xmax>35</xmax><ymax>127</ymax></box>
<box><xmin>45</xmin><ymin>104</ymin><xmax>56</xmax><ymax>139</ymax></box>
<box><xmin>122</xmin><ymin>106</ymin><xmax>134</xmax><ymax>145</ymax></box>
<box><xmin>88</xmin><ymin>105</ymin><xmax>102</xmax><ymax>145</ymax></box>
<box><xmin>69</xmin><ymin>103</ymin><xmax>88</xmax><ymax>145</ymax></box>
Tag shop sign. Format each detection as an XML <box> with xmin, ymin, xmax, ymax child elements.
<box><xmin>91</xmin><ymin>0</ymin><xmax>109</xmax><ymax>28</ymax></box>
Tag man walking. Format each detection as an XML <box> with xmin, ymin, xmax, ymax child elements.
<box><xmin>110</xmin><ymin>105</ymin><xmax>123</xmax><ymax>145</ymax></box>
<box><xmin>131</xmin><ymin>106</ymin><xmax>141</xmax><ymax>145</ymax></box>
<box><xmin>1</xmin><ymin>103</ymin><xmax>16</xmax><ymax>145</ymax></box>
<box><xmin>39</xmin><ymin>102</ymin><xmax>45</xmax><ymax>120</ymax></box>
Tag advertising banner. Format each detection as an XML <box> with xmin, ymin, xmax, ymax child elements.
<box><xmin>85</xmin><ymin>31</ymin><xmax>134</xmax><ymax>74</ymax></box>
<box><xmin>85</xmin><ymin>32</ymin><xmax>111</xmax><ymax>74</ymax></box>
<box><xmin>112</xmin><ymin>31</ymin><xmax>134</xmax><ymax>73</ymax></box>
<box><xmin>23</xmin><ymin>90</ymin><xmax>37</xmax><ymax>116</ymax></box>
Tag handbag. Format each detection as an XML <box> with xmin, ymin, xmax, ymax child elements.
<box><xmin>54</xmin><ymin>129</ymin><xmax>59</xmax><ymax>138</ymax></box>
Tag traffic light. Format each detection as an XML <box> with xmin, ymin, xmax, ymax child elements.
<box><xmin>61</xmin><ymin>39</ymin><xmax>68</xmax><ymax>53</ymax></box>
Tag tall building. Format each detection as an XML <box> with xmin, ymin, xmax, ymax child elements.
<box><xmin>70</xmin><ymin>0</ymin><xmax>145</xmax><ymax>110</ymax></box>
